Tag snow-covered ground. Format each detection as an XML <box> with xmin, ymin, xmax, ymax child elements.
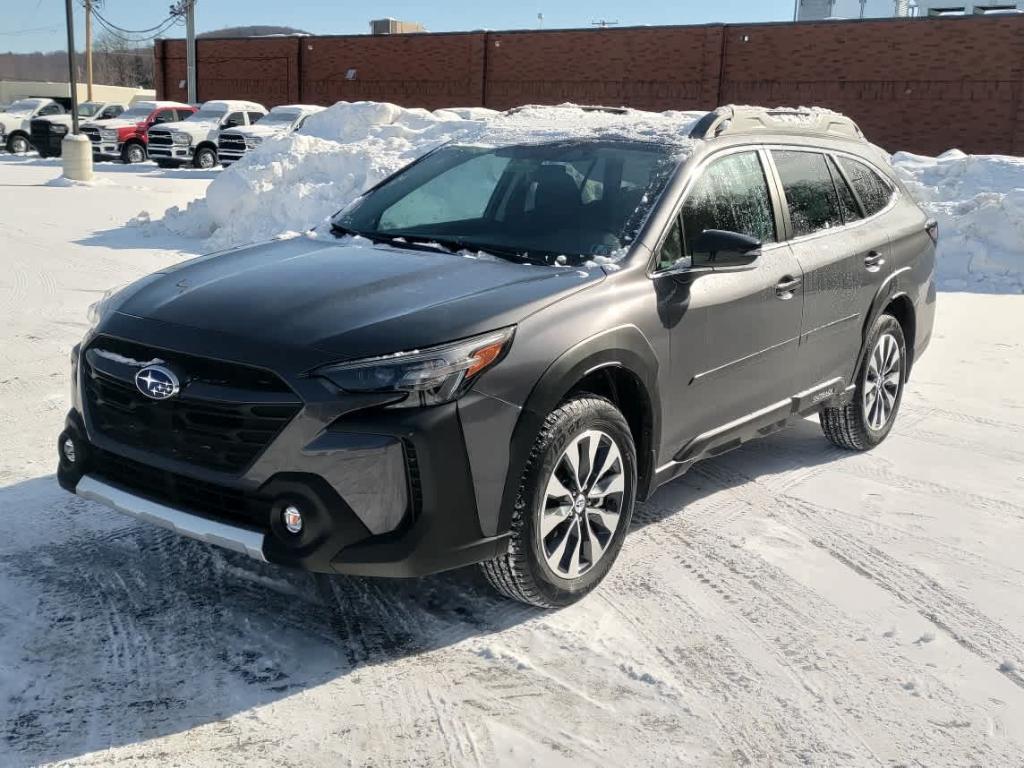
<box><xmin>2</xmin><ymin>143</ymin><xmax>1024</xmax><ymax>767</ymax></box>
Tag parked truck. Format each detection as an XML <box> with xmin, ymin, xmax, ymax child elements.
<box><xmin>30</xmin><ymin>101</ymin><xmax>127</xmax><ymax>158</ymax></box>
<box><xmin>217</xmin><ymin>104</ymin><xmax>325</xmax><ymax>166</ymax></box>
<box><xmin>147</xmin><ymin>100</ymin><xmax>267</xmax><ymax>169</ymax></box>
<box><xmin>81</xmin><ymin>101</ymin><xmax>196</xmax><ymax>164</ymax></box>
<box><xmin>0</xmin><ymin>98</ymin><xmax>65</xmax><ymax>154</ymax></box>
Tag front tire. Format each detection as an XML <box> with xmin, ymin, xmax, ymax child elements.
<box><xmin>121</xmin><ymin>142</ymin><xmax>146</xmax><ymax>164</ymax></box>
<box><xmin>6</xmin><ymin>133</ymin><xmax>30</xmax><ymax>154</ymax></box>
<box><xmin>820</xmin><ymin>313</ymin><xmax>907</xmax><ymax>451</ymax></box>
<box><xmin>482</xmin><ymin>396</ymin><xmax>637</xmax><ymax>607</ymax></box>
<box><xmin>193</xmin><ymin>146</ymin><xmax>217</xmax><ymax>169</ymax></box>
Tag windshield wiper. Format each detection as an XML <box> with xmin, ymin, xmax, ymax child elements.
<box><xmin>399</xmin><ymin>235</ymin><xmax>552</xmax><ymax>265</ymax></box>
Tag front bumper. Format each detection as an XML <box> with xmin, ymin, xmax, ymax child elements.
<box><xmin>58</xmin><ymin>329</ymin><xmax>517</xmax><ymax>576</ymax></box>
<box><xmin>148</xmin><ymin>144</ymin><xmax>193</xmax><ymax>161</ymax></box>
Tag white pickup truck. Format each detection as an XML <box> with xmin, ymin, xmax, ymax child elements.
<box><xmin>216</xmin><ymin>104</ymin><xmax>325</xmax><ymax>166</ymax></box>
<box><xmin>147</xmin><ymin>99</ymin><xmax>267</xmax><ymax>168</ymax></box>
<box><xmin>0</xmin><ymin>98</ymin><xmax>65</xmax><ymax>154</ymax></box>
<box><xmin>30</xmin><ymin>101</ymin><xmax>127</xmax><ymax>158</ymax></box>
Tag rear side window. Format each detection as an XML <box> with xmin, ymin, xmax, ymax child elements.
<box><xmin>838</xmin><ymin>156</ymin><xmax>894</xmax><ymax>216</ymax></box>
<box><xmin>681</xmin><ymin>150</ymin><xmax>777</xmax><ymax>254</ymax></box>
<box><xmin>828</xmin><ymin>156</ymin><xmax>862</xmax><ymax>224</ymax></box>
<box><xmin>772</xmin><ymin>150</ymin><xmax>844</xmax><ymax>237</ymax></box>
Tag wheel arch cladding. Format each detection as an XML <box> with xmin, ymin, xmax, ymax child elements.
<box><xmin>496</xmin><ymin>325</ymin><xmax>661</xmax><ymax>534</ymax></box>
<box><xmin>884</xmin><ymin>294</ymin><xmax>916</xmax><ymax>376</ymax></box>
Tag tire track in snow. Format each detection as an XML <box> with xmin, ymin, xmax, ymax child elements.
<box><xmin>692</xmin><ymin>461</ymin><xmax>1024</xmax><ymax>691</ymax></box>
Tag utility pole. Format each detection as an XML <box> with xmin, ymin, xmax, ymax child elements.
<box><xmin>64</xmin><ymin>0</ymin><xmax>81</xmax><ymax>134</ymax></box>
<box><xmin>185</xmin><ymin>0</ymin><xmax>197</xmax><ymax>104</ymax></box>
<box><xmin>85</xmin><ymin>0</ymin><xmax>93</xmax><ymax>100</ymax></box>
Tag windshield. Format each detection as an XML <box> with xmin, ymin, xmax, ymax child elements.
<box><xmin>119</xmin><ymin>106</ymin><xmax>152</xmax><ymax>120</ymax></box>
<box><xmin>187</xmin><ymin>108</ymin><xmax>226</xmax><ymax>122</ymax></box>
<box><xmin>7</xmin><ymin>99</ymin><xmax>41</xmax><ymax>114</ymax></box>
<box><xmin>258</xmin><ymin>112</ymin><xmax>298</xmax><ymax>125</ymax></box>
<box><xmin>334</xmin><ymin>141</ymin><xmax>682</xmax><ymax>266</ymax></box>
<box><xmin>76</xmin><ymin>102</ymin><xmax>103</xmax><ymax>118</ymax></box>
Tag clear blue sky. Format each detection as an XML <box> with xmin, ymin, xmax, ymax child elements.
<box><xmin>3</xmin><ymin>0</ymin><xmax>797</xmax><ymax>54</ymax></box>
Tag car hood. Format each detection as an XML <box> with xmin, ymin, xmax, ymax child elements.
<box><xmin>115</xmin><ymin>236</ymin><xmax>604</xmax><ymax>360</ymax></box>
<box><xmin>222</xmin><ymin>123</ymin><xmax>290</xmax><ymax>140</ymax></box>
<box><xmin>85</xmin><ymin>117</ymin><xmax>140</xmax><ymax>131</ymax></box>
<box><xmin>149</xmin><ymin>119</ymin><xmax>219</xmax><ymax>135</ymax></box>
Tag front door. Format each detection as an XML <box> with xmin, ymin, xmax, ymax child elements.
<box><xmin>655</xmin><ymin>149</ymin><xmax>805</xmax><ymax>459</ymax></box>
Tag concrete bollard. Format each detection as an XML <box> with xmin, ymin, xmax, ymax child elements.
<box><xmin>61</xmin><ymin>134</ymin><xmax>94</xmax><ymax>182</ymax></box>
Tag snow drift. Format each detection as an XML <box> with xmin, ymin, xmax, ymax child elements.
<box><xmin>145</xmin><ymin>101</ymin><xmax>1024</xmax><ymax>293</ymax></box>
<box><xmin>892</xmin><ymin>151</ymin><xmax>1024</xmax><ymax>294</ymax></box>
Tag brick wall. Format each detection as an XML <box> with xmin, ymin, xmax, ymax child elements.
<box><xmin>155</xmin><ymin>15</ymin><xmax>1024</xmax><ymax>155</ymax></box>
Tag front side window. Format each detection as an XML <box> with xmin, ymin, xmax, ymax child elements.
<box><xmin>223</xmin><ymin>112</ymin><xmax>245</xmax><ymax>128</ymax></box>
<box><xmin>99</xmin><ymin>105</ymin><xmax>124</xmax><ymax>119</ymax></box>
<box><xmin>39</xmin><ymin>103</ymin><xmax>62</xmax><ymax>116</ymax></box>
<box><xmin>772</xmin><ymin>150</ymin><xmax>844</xmax><ymax>237</ymax></box>
<box><xmin>838</xmin><ymin>156</ymin><xmax>894</xmax><ymax>216</ymax></box>
<box><xmin>680</xmin><ymin>150</ymin><xmax>777</xmax><ymax>257</ymax></box>
<box><xmin>337</xmin><ymin>141</ymin><xmax>682</xmax><ymax>265</ymax></box>
<box><xmin>246</xmin><ymin>111</ymin><xmax>265</xmax><ymax>124</ymax></box>
<box><xmin>152</xmin><ymin>110</ymin><xmax>176</xmax><ymax>124</ymax></box>
<box><xmin>77</xmin><ymin>102</ymin><xmax>103</xmax><ymax>118</ymax></box>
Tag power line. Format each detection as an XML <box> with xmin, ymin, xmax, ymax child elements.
<box><xmin>0</xmin><ymin>24</ymin><xmax>64</xmax><ymax>36</ymax></box>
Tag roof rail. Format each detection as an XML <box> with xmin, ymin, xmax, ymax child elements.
<box><xmin>689</xmin><ymin>105</ymin><xmax>864</xmax><ymax>142</ymax></box>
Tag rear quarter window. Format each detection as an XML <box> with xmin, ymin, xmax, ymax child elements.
<box><xmin>837</xmin><ymin>156</ymin><xmax>895</xmax><ymax>216</ymax></box>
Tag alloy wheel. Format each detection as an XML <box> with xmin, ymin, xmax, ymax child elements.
<box><xmin>540</xmin><ymin>429</ymin><xmax>625</xmax><ymax>579</ymax></box>
<box><xmin>10</xmin><ymin>136</ymin><xmax>29</xmax><ymax>154</ymax></box>
<box><xmin>127</xmin><ymin>145</ymin><xmax>145</xmax><ymax>163</ymax></box>
<box><xmin>863</xmin><ymin>332</ymin><xmax>901</xmax><ymax>431</ymax></box>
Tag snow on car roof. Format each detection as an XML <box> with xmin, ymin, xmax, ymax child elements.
<box><xmin>200</xmin><ymin>100</ymin><xmax>265</xmax><ymax>111</ymax></box>
<box><xmin>469</xmin><ymin>104</ymin><xmax>707</xmax><ymax>149</ymax></box>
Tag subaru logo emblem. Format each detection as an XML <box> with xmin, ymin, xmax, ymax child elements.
<box><xmin>135</xmin><ymin>365</ymin><xmax>180</xmax><ymax>400</ymax></box>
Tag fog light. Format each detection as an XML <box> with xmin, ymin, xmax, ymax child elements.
<box><xmin>282</xmin><ymin>505</ymin><xmax>303</xmax><ymax>534</ymax></box>
<box><xmin>62</xmin><ymin>437</ymin><xmax>77</xmax><ymax>464</ymax></box>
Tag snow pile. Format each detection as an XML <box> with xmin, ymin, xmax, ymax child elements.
<box><xmin>148</xmin><ymin>101</ymin><xmax>701</xmax><ymax>251</ymax></box>
<box><xmin>893</xmin><ymin>150</ymin><xmax>1024</xmax><ymax>294</ymax></box>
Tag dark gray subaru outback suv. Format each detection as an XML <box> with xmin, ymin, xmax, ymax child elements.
<box><xmin>58</xmin><ymin>105</ymin><xmax>936</xmax><ymax>607</ymax></box>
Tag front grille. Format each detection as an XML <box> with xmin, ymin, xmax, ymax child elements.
<box><xmin>83</xmin><ymin>336</ymin><xmax>302</xmax><ymax>474</ymax></box>
<box><xmin>81</xmin><ymin>125</ymin><xmax>101</xmax><ymax>143</ymax></box>
<box><xmin>30</xmin><ymin>120</ymin><xmax>58</xmax><ymax>150</ymax></box>
<box><xmin>90</xmin><ymin>448</ymin><xmax>269</xmax><ymax>530</ymax></box>
<box><xmin>218</xmin><ymin>133</ymin><xmax>246</xmax><ymax>153</ymax></box>
<box><xmin>148</xmin><ymin>129</ymin><xmax>173</xmax><ymax>147</ymax></box>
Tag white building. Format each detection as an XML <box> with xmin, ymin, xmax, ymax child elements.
<box><xmin>796</xmin><ymin>0</ymin><xmax>912</xmax><ymax>19</ymax></box>
<box><xmin>913</xmin><ymin>1</ymin><xmax>1022</xmax><ymax>14</ymax></box>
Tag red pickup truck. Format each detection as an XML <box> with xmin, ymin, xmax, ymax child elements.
<box><xmin>81</xmin><ymin>100</ymin><xmax>196</xmax><ymax>164</ymax></box>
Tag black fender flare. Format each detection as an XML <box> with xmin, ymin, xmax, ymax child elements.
<box><xmin>495</xmin><ymin>324</ymin><xmax>661</xmax><ymax>533</ymax></box>
<box><xmin>858</xmin><ymin>265</ymin><xmax>915</xmax><ymax>377</ymax></box>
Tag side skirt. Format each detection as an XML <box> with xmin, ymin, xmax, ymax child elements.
<box><xmin>653</xmin><ymin>377</ymin><xmax>845</xmax><ymax>488</ymax></box>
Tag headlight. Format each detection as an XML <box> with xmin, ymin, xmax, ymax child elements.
<box><xmin>315</xmin><ymin>327</ymin><xmax>515</xmax><ymax>408</ymax></box>
<box><xmin>245</xmin><ymin>136</ymin><xmax>263</xmax><ymax>148</ymax></box>
<box><xmin>99</xmin><ymin>128</ymin><xmax>118</xmax><ymax>141</ymax></box>
<box><xmin>172</xmin><ymin>132</ymin><xmax>192</xmax><ymax>146</ymax></box>
<box><xmin>52</xmin><ymin>124</ymin><xmax>68</xmax><ymax>134</ymax></box>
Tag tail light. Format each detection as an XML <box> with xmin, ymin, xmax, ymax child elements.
<box><xmin>925</xmin><ymin>219</ymin><xmax>939</xmax><ymax>244</ymax></box>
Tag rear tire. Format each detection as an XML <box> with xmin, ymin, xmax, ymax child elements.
<box><xmin>481</xmin><ymin>396</ymin><xmax>637</xmax><ymax>607</ymax></box>
<box><xmin>820</xmin><ymin>313</ymin><xmax>907</xmax><ymax>451</ymax></box>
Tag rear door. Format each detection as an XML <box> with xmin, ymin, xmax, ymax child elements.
<box><xmin>770</xmin><ymin>148</ymin><xmax>891</xmax><ymax>388</ymax></box>
<box><xmin>654</xmin><ymin>148</ymin><xmax>805</xmax><ymax>456</ymax></box>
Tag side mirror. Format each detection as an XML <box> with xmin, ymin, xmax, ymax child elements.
<box><xmin>691</xmin><ymin>229</ymin><xmax>761</xmax><ymax>269</ymax></box>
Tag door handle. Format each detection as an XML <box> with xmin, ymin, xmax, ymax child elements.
<box><xmin>864</xmin><ymin>251</ymin><xmax>885</xmax><ymax>271</ymax></box>
<box><xmin>775</xmin><ymin>276</ymin><xmax>801</xmax><ymax>299</ymax></box>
